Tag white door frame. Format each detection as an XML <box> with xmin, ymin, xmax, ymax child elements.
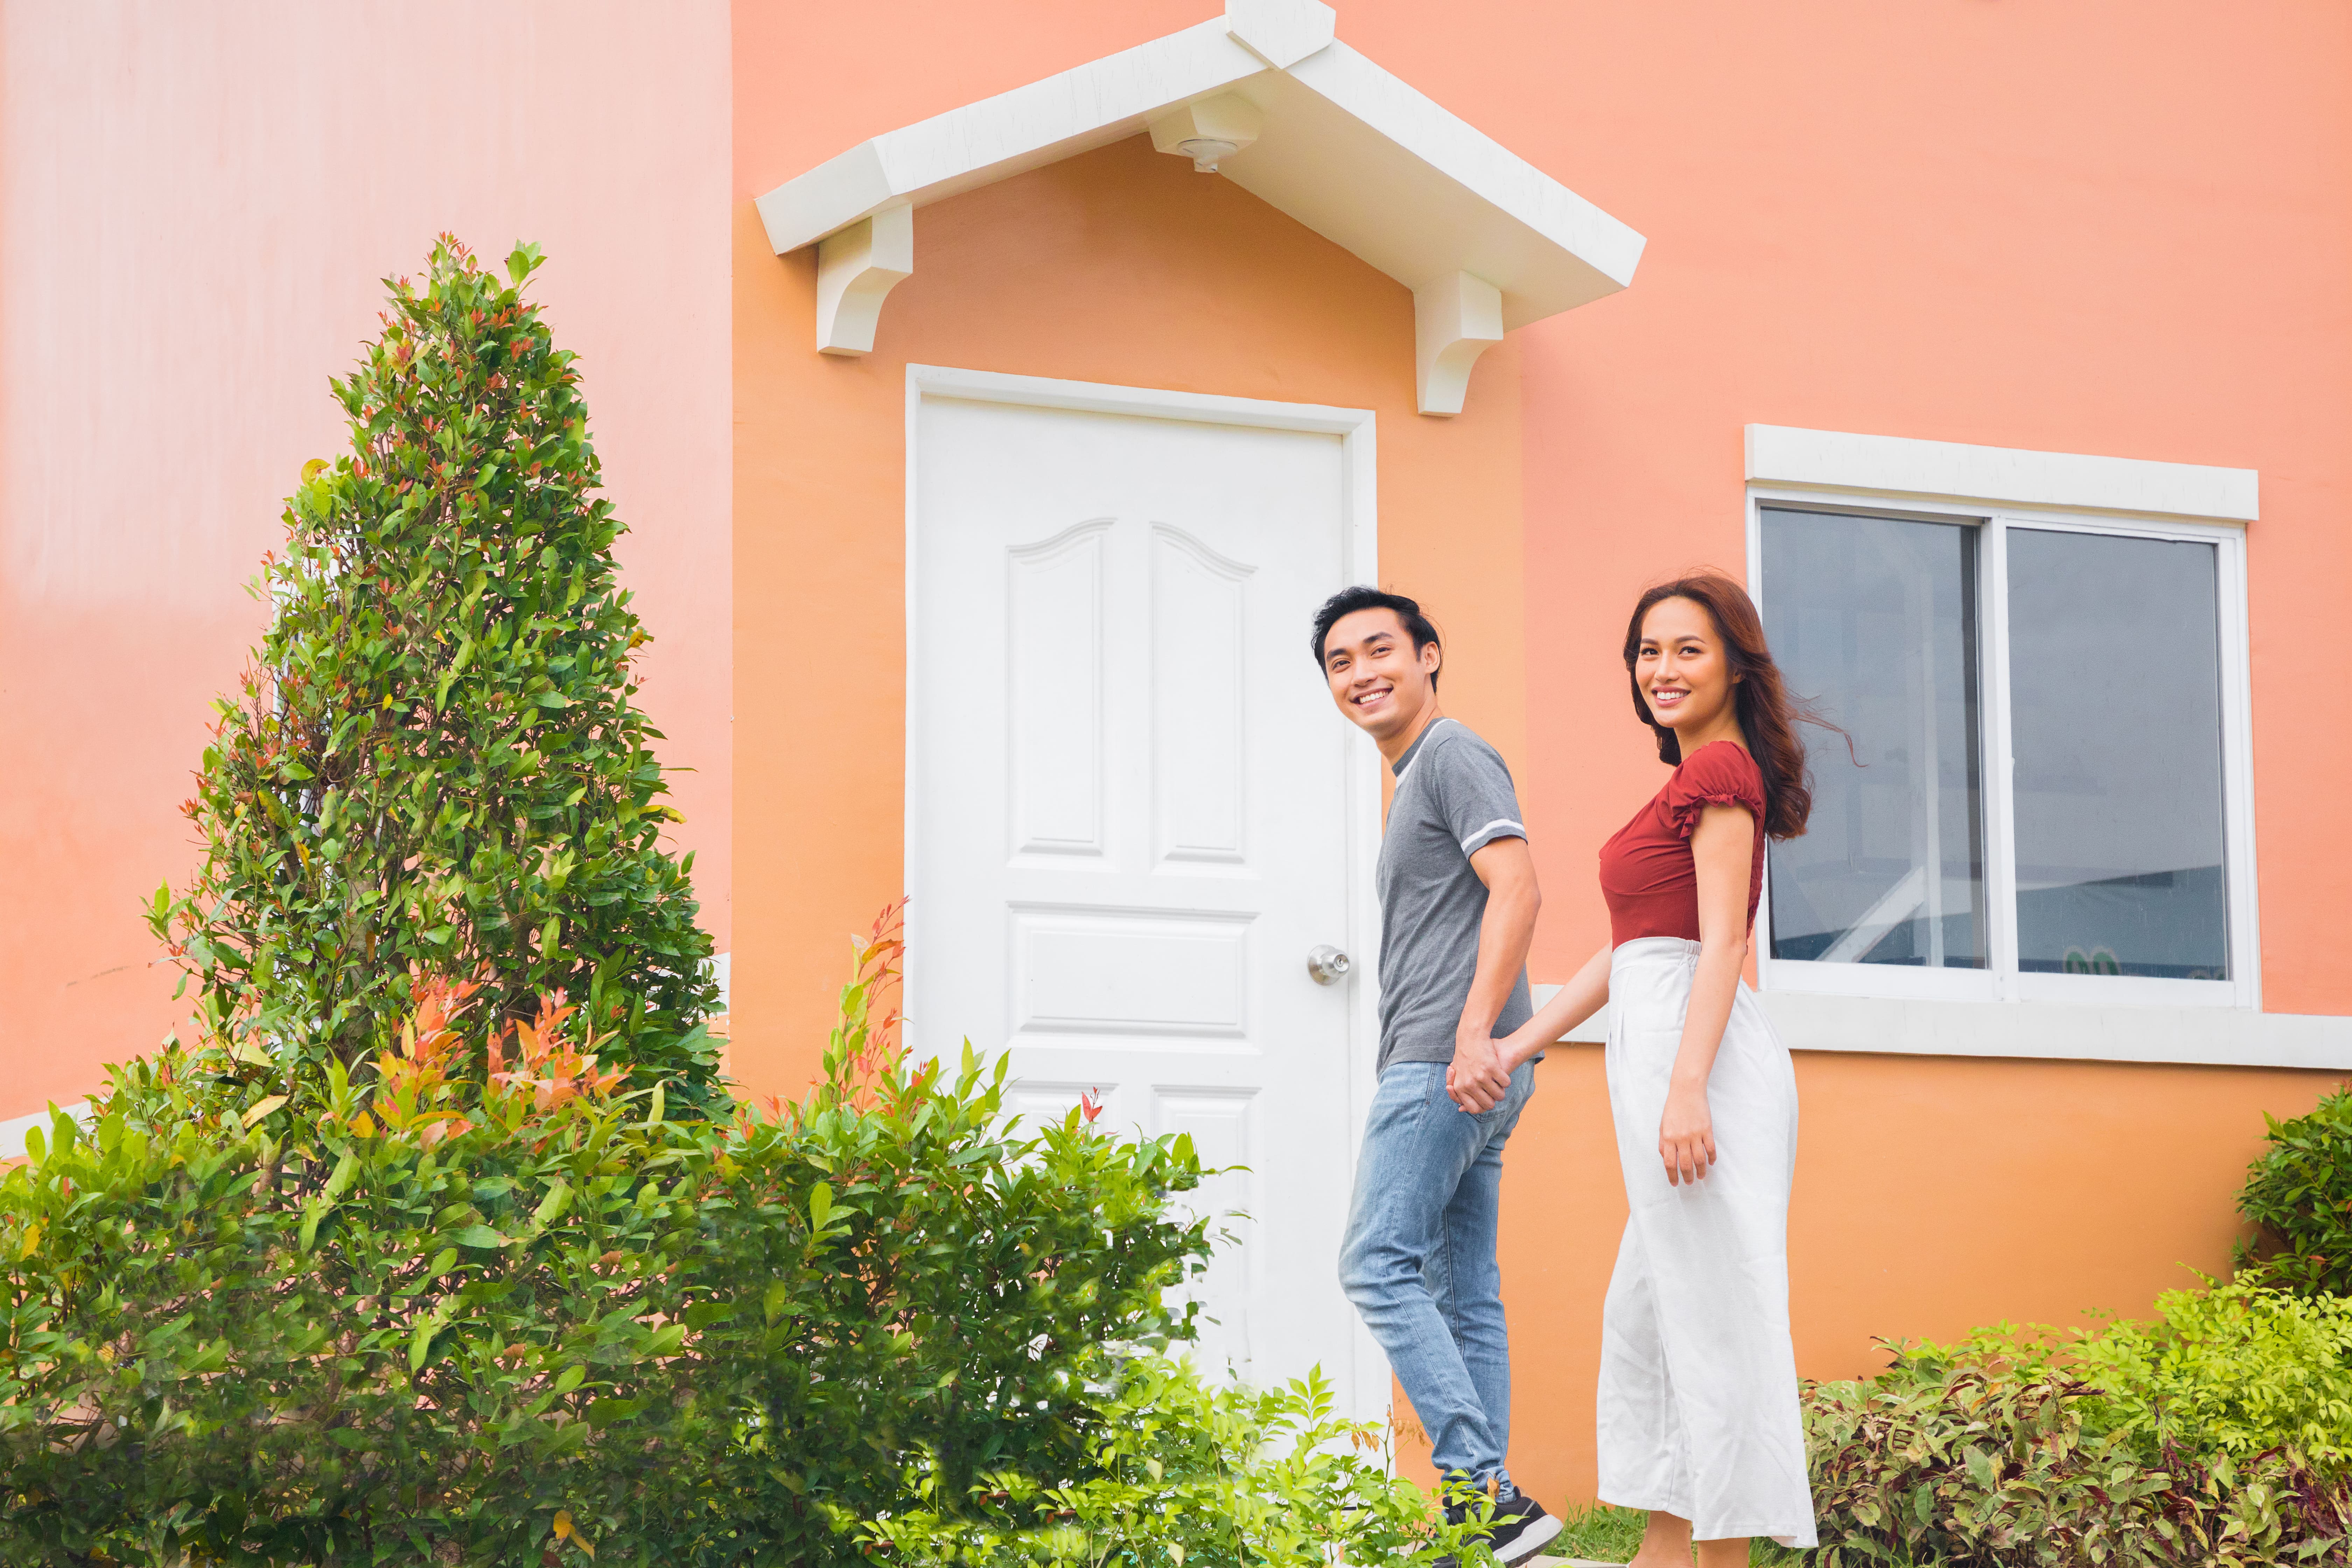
<box><xmin>902</xmin><ymin>363</ymin><xmax>1388</xmax><ymax>1420</ymax></box>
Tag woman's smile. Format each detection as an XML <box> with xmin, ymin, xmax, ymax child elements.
<box><xmin>1636</xmin><ymin>595</ymin><xmax>1738</xmax><ymax>732</ymax></box>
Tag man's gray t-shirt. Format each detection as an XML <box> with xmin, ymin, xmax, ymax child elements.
<box><xmin>1375</xmin><ymin>718</ymin><xmax>1535</xmax><ymax>1076</ymax></box>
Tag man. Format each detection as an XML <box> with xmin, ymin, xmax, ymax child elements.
<box><xmin>1315</xmin><ymin>586</ymin><xmax>1559</xmax><ymax>1565</ymax></box>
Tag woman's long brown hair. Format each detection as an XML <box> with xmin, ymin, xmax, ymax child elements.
<box><xmin>1622</xmin><ymin>573</ymin><xmax>1829</xmax><ymax>841</ymax></box>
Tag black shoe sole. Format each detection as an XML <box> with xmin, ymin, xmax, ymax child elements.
<box><xmin>1493</xmin><ymin>1510</ymin><xmax>1563</xmax><ymax>1567</ymax></box>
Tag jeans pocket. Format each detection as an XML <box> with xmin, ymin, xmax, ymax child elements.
<box><xmin>1478</xmin><ymin>1063</ymin><xmax>1535</xmax><ymax>1137</ymax></box>
<box><xmin>1369</xmin><ymin>1062</ymin><xmax>1444</xmax><ymax>1137</ymax></box>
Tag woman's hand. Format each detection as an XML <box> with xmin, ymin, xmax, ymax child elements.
<box><xmin>1658</xmin><ymin>1080</ymin><xmax>1717</xmax><ymax>1186</ymax></box>
<box><xmin>1494</xmin><ymin>1025</ymin><xmax>1542</xmax><ymax>1075</ymax></box>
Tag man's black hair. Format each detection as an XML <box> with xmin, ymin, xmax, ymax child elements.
<box><xmin>1310</xmin><ymin>586</ymin><xmax>1442</xmax><ymax>690</ymax></box>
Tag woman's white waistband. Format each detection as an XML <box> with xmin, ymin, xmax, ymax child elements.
<box><xmin>1612</xmin><ymin>936</ymin><xmax>1701</xmax><ymax>965</ymax></box>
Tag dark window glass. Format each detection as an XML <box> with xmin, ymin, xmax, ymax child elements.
<box><xmin>1760</xmin><ymin>509</ymin><xmax>1987</xmax><ymax>968</ymax></box>
<box><xmin>2006</xmin><ymin>530</ymin><xmax>2228</xmax><ymax>979</ymax></box>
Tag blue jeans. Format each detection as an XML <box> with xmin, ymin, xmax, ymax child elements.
<box><xmin>1338</xmin><ymin>1058</ymin><xmax>1537</xmax><ymax>1484</ymax></box>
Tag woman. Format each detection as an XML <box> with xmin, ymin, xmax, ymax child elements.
<box><xmin>1492</xmin><ymin>574</ymin><xmax>1820</xmax><ymax>1563</ymax></box>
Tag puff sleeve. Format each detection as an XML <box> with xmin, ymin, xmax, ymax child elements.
<box><xmin>1663</xmin><ymin>740</ymin><xmax>1766</xmax><ymax>841</ymax></box>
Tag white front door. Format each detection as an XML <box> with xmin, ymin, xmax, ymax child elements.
<box><xmin>908</xmin><ymin>372</ymin><xmax>1376</xmax><ymax>1408</ymax></box>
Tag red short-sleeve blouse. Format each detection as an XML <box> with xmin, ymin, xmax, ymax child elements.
<box><xmin>1598</xmin><ymin>740</ymin><xmax>1768</xmax><ymax>947</ymax></box>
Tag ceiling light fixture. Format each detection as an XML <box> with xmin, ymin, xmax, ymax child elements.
<box><xmin>1148</xmin><ymin>93</ymin><xmax>1263</xmax><ymax>178</ymax></box>
<box><xmin>1176</xmin><ymin>136</ymin><xmax>1241</xmax><ymax>173</ymax></box>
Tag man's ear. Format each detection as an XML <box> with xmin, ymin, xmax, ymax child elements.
<box><xmin>1422</xmin><ymin>642</ymin><xmax>1442</xmax><ymax>676</ymax></box>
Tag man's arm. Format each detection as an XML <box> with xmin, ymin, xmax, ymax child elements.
<box><xmin>1447</xmin><ymin>835</ymin><xmax>1539</xmax><ymax>1113</ymax></box>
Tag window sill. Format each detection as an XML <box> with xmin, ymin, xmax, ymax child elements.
<box><xmin>1533</xmin><ymin>985</ymin><xmax>2352</xmax><ymax>1070</ymax></box>
<box><xmin>1758</xmin><ymin>957</ymin><xmax>2246</xmax><ymax>1009</ymax></box>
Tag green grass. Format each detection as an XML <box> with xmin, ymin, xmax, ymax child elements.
<box><xmin>1548</xmin><ymin>1502</ymin><xmax>1647</xmax><ymax>1562</ymax></box>
<box><xmin>1544</xmin><ymin>1504</ymin><xmax>1920</xmax><ymax>1566</ymax></box>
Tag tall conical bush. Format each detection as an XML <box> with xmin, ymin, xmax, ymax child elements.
<box><xmin>153</xmin><ymin>236</ymin><xmax>720</xmax><ymax>1106</ymax></box>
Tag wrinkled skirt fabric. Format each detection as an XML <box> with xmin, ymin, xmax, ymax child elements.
<box><xmin>1596</xmin><ymin>937</ymin><xmax>1817</xmax><ymax>1548</ymax></box>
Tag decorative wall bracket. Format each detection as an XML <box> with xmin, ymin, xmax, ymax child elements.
<box><xmin>1413</xmin><ymin>272</ymin><xmax>1503</xmax><ymax>417</ymax></box>
<box><xmin>816</xmin><ymin>203</ymin><xmax>912</xmax><ymax>356</ymax></box>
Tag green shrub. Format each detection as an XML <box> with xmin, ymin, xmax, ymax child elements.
<box><xmin>1808</xmin><ymin>1350</ymin><xmax>2178</xmax><ymax>1567</ymax></box>
<box><xmin>1803</xmin><ymin>1323</ymin><xmax>2351</xmax><ymax>1567</ymax></box>
<box><xmin>2078</xmin><ymin>1282</ymin><xmax>2352</xmax><ymax>1466</ymax></box>
<box><xmin>850</xmin><ymin>1358</ymin><xmax>1483</xmax><ymax>1568</ymax></box>
<box><xmin>1797</xmin><ymin>1084</ymin><xmax>2352</xmax><ymax>1565</ymax></box>
<box><xmin>149</xmin><ymin>236</ymin><xmax>720</xmax><ymax>1107</ymax></box>
<box><xmin>2239</xmin><ymin>1085</ymin><xmax>2352</xmax><ymax>1298</ymax></box>
<box><xmin>0</xmin><ymin>918</ymin><xmax>1213</xmax><ymax>1567</ymax></box>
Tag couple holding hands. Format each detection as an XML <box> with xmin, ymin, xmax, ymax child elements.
<box><xmin>1316</xmin><ymin>575</ymin><xmax>1818</xmax><ymax>1567</ymax></box>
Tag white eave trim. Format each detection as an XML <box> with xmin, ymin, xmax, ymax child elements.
<box><xmin>1262</xmin><ymin>40</ymin><xmax>1646</xmax><ymax>312</ymax></box>
<box><xmin>758</xmin><ymin>17</ymin><xmax>1266</xmax><ymax>257</ymax></box>
<box><xmin>1746</xmin><ymin>425</ymin><xmax>2259</xmax><ymax>522</ymax></box>
<box><xmin>754</xmin><ymin>0</ymin><xmax>1644</xmax><ymax>412</ymax></box>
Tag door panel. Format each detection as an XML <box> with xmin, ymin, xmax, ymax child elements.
<box><xmin>910</xmin><ymin>393</ymin><xmax>1362</xmax><ymax>1400</ymax></box>
<box><xmin>1152</xmin><ymin>524</ymin><xmax>1251</xmax><ymax>867</ymax></box>
<box><xmin>1008</xmin><ymin>521</ymin><xmax>1108</xmax><ymax>859</ymax></box>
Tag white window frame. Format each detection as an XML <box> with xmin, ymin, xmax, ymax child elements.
<box><xmin>1744</xmin><ymin>426</ymin><xmax>2261</xmax><ymax>1014</ymax></box>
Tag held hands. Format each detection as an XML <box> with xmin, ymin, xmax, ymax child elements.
<box><xmin>1658</xmin><ymin>1079</ymin><xmax>1717</xmax><ymax>1185</ymax></box>
<box><xmin>1446</xmin><ymin>1028</ymin><xmax>1515</xmax><ymax>1114</ymax></box>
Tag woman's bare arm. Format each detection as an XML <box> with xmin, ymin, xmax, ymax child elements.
<box><xmin>1657</xmin><ymin>802</ymin><xmax>1754</xmax><ymax>1185</ymax></box>
<box><xmin>1488</xmin><ymin>941</ymin><xmax>1612</xmax><ymax>1079</ymax></box>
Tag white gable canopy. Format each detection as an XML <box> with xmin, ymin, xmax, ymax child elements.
<box><xmin>755</xmin><ymin>0</ymin><xmax>1646</xmax><ymax>415</ymax></box>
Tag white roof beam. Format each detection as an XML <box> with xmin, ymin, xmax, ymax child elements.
<box><xmin>756</xmin><ymin>19</ymin><xmax>1267</xmax><ymax>258</ymax></box>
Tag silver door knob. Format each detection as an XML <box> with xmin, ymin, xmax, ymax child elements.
<box><xmin>1306</xmin><ymin>945</ymin><xmax>1352</xmax><ymax>985</ymax></box>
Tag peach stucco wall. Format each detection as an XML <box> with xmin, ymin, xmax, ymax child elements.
<box><xmin>0</xmin><ymin>0</ymin><xmax>733</xmax><ymax>1123</ymax></box>
<box><xmin>731</xmin><ymin>0</ymin><xmax>2347</xmax><ymax>1513</ymax></box>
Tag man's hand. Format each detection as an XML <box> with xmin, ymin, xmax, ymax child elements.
<box><xmin>1447</xmin><ymin>1029</ymin><xmax>1511</xmax><ymax>1113</ymax></box>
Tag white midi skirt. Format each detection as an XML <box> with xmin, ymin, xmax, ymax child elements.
<box><xmin>1596</xmin><ymin>937</ymin><xmax>1816</xmax><ymax>1548</ymax></box>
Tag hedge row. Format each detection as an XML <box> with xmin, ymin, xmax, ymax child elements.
<box><xmin>0</xmin><ymin>939</ymin><xmax>1206</xmax><ymax>1567</ymax></box>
